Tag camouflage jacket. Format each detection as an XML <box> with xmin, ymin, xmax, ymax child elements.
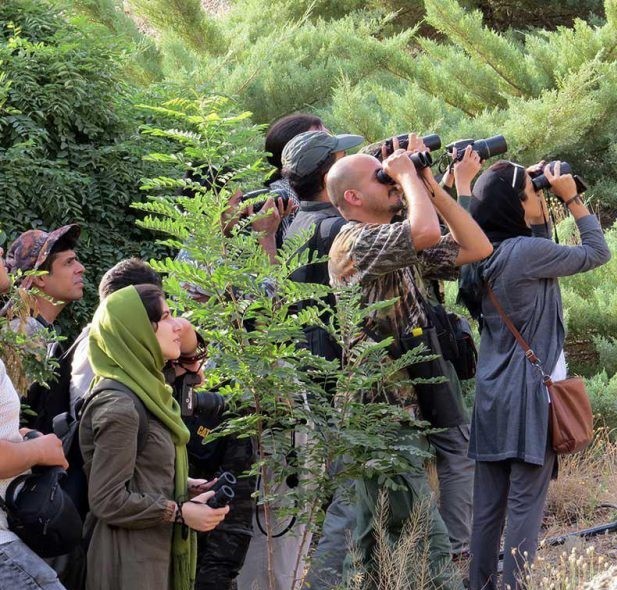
<box><xmin>328</xmin><ymin>219</ymin><xmax>460</xmax><ymax>407</ymax></box>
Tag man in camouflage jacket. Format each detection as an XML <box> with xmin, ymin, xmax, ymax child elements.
<box><xmin>326</xmin><ymin>144</ymin><xmax>492</xmax><ymax>588</ymax></box>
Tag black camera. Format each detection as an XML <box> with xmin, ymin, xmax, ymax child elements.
<box><xmin>446</xmin><ymin>135</ymin><xmax>507</xmax><ymax>162</ymax></box>
<box><xmin>375</xmin><ymin>151</ymin><xmax>433</xmax><ymax>185</ymax></box>
<box><xmin>178</xmin><ymin>372</ymin><xmax>227</xmax><ymax>418</ymax></box>
<box><xmin>531</xmin><ymin>160</ymin><xmax>588</xmax><ymax>194</ymax></box>
<box><xmin>371</xmin><ymin>133</ymin><xmax>441</xmax><ymax>160</ymax></box>
<box><xmin>241</xmin><ymin>188</ymin><xmax>290</xmax><ymax>213</ymax></box>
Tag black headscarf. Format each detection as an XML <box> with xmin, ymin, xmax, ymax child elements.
<box><xmin>470</xmin><ymin>160</ymin><xmax>531</xmax><ymax>246</ymax></box>
<box><xmin>458</xmin><ymin>161</ymin><xmax>531</xmax><ymax>325</ymax></box>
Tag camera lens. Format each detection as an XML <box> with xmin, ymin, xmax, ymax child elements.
<box><xmin>194</xmin><ymin>391</ymin><xmax>227</xmax><ymax>417</ymax></box>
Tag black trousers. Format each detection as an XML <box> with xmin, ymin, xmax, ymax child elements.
<box><xmin>193</xmin><ymin>435</ymin><xmax>256</xmax><ymax>590</ymax></box>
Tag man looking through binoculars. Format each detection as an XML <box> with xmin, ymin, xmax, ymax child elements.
<box><xmin>325</xmin><ymin>138</ymin><xmax>492</xmax><ymax>587</ymax></box>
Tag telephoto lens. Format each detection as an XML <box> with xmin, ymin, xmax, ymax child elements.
<box><xmin>446</xmin><ymin>135</ymin><xmax>507</xmax><ymax>162</ymax></box>
<box><xmin>193</xmin><ymin>391</ymin><xmax>227</xmax><ymax>418</ymax></box>
<box><xmin>206</xmin><ymin>485</ymin><xmax>235</xmax><ymax>509</ymax></box>
<box><xmin>209</xmin><ymin>472</ymin><xmax>237</xmax><ymax>493</ymax></box>
<box><xmin>375</xmin><ymin>151</ymin><xmax>433</xmax><ymax>184</ymax></box>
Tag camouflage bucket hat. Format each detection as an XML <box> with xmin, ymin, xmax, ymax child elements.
<box><xmin>6</xmin><ymin>225</ymin><xmax>81</xmax><ymax>277</ymax></box>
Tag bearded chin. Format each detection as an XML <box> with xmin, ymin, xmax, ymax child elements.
<box><xmin>388</xmin><ymin>199</ymin><xmax>404</xmax><ymax>214</ymax></box>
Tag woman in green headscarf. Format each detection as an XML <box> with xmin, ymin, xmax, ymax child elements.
<box><xmin>79</xmin><ymin>284</ymin><xmax>229</xmax><ymax>590</ymax></box>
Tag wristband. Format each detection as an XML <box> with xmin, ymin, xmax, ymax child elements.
<box><xmin>564</xmin><ymin>194</ymin><xmax>582</xmax><ymax>207</ymax></box>
<box><xmin>174</xmin><ymin>501</ymin><xmax>185</xmax><ymax>526</ymax></box>
<box><xmin>175</xmin><ymin>500</ymin><xmax>189</xmax><ymax>540</ymax></box>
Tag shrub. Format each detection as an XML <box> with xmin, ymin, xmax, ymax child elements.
<box><xmin>135</xmin><ymin>97</ymin><xmax>440</xmax><ymax>587</ymax></box>
<box><xmin>0</xmin><ymin>0</ymin><xmax>170</xmax><ymax>333</ymax></box>
<box><xmin>585</xmin><ymin>371</ymin><xmax>617</xmax><ymax>432</ymax></box>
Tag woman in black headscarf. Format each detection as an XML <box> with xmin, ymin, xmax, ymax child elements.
<box><xmin>465</xmin><ymin>161</ymin><xmax>610</xmax><ymax>590</ymax></box>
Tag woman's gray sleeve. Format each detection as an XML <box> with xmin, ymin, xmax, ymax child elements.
<box><xmin>520</xmin><ymin>215</ymin><xmax>610</xmax><ymax>279</ymax></box>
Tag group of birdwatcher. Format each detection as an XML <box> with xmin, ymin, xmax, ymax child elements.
<box><xmin>0</xmin><ymin>111</ymin><xmax>610</xmax><ymax>590</ymax></box>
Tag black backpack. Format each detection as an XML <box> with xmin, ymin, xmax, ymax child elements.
<box><xmin>0</xmin><ymin>465</ymin><xmax>83</xmax><ymax>558</ymax></box>
<box><xmin>25</xmin><ymin>332</ymin><xmax>78</xmax><ymax>434</ymax></box>
<box><xmin>287</xmin><ymin>212</ymin><xmax>346</xmax><ymax>363</ymax></box>
<box><xmin>52</xmin><ymin>378</ymin><xmax>150</xmax><ymax>520</ymax></box>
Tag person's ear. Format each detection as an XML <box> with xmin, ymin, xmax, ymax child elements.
<box><xmin>343</xmin><ymin>189</ymin><xmax>361</xmax><ymax>207</ymax></box>
<box><xmin>31</xmin><ymin>273</ymin><xmax>47</xmax><ymax>289</ymax></box>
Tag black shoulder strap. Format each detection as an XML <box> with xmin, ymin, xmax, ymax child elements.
<box><xmin>83</xmin><ymin>379</ymin><xmax>150</xmax><ymax>454</ymax></box>
<box><xmin>318</xmin><ymin>215</ymin><xmax>344</xmax><ymax>246</ymax></box>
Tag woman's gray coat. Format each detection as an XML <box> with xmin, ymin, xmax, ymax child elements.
<box><xmin>469</xmin><ymin>216</ymin><xmax>610</xmax><ymax>465</ymax></box>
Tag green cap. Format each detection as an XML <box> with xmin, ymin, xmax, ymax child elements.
<box><xmin>281</xmin><ymin>131</ymin><xmax>364</xmax><ymax>179</ymax></box>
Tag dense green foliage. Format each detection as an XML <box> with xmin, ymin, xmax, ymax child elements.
<box><xmin>0</xmin><ymin>0</ymin><xmax>169</xmax><ymax>332</ymax></box>
<box><xmin>68</xmin><ymin>0</ymin><xmax>617</xmax><ymax>222</ymax></box>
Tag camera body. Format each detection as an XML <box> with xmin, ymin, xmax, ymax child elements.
<box><xmin>375</xmin><ymin>151</ymin><xmax>433</xmax><ymax>185</ymax></box>
<box><xmin>531</xmin><ymin>160</ymin><xmax>588</xmax><ymax>194</ymax></box>
<box><xmin>371</xmin><ymin>133</ymin><xmax>441</xmax><ymax>160</ymax></box>
<box><xmin>446</xmin><ymin>135</ymin><xmax>508</xmax><ymax>162</ymax></box>
<box><xmin>241</xmin><ymin>188</ymin><xmax>289</xmax><ymax>213</ymax></box>
<box><xmin>177</xmin><ymin>372</ymin><xmax>227</xmax><ymax>418</ymax></box>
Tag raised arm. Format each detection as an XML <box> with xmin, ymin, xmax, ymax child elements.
<box><xmin>383</xmin><ymin>150</ymin><xmax>442</xmax><ymax>251</ymax></box>
<box><xmin>421</xmin><ymin>146</ymin><xmax>493</xmax><ymax>266</ymax></box>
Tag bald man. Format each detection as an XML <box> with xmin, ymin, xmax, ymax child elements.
<box><xmin>325</xmin><ymin>146</ymin><xmax>492</xmax><ymax>588</ymax></box>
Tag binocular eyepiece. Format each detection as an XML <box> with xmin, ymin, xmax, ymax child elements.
<box><xmin>375</xmin><ymin>151</ymin><xmax>433</xmax><ymax>185</ymax></box>
<box><xmin>206</xmin><ymin>471</ymin><xmax>237</xmax><ymax>508</ymax></box>
<box><xmin>206</xmin><ymin>485</ymin><xmax>235</xmax><ymax>509</ymax></box>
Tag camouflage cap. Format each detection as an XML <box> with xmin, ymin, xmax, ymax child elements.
<box><xmin>6</xmin><ymin>224</ymin><xmax>81</xmax><ymax>274</ymax></box>
<box><xmin>281</xmin><ymin>131</ymin><xmax>364</xmax><ymax>179</ymax></box>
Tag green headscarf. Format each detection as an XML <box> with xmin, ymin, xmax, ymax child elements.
<box><xmin>88</xmin><ymin>285</ymin><xmax>196</xmax><ymax>590</ymax></box>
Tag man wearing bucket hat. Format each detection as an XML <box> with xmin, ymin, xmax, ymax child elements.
<box><xmin>6</xmin><ymin>224</ymin><xmax>85</xmax><ymax>434</ymax></box>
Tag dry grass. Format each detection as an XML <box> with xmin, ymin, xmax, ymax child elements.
<box><xmin>523</xmin><ymin>427</ymin><xmax>617</xmax><ymax>589</ymax></box>
<box><xmin>545</xmin><ymin>426</ymin><xmax>617</xmax><ymax>526</ymax></box>
<box><xmin>523</xmin><ymin>545</ymin><xmax>617</xmax><ymax>590</ymax></box>
<box><xmin>346</xmin><ymin>492</ymin><xmax>460</xmax><ymax>590</ymax></box>
<box><xmin>345</xmin><ymin>428</ymin><xmax>617</xmax><ymax>590</ymax></box>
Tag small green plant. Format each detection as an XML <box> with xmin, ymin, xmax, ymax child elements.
<box><xmin>135</xmin><ymin>95</ymin><xmax>437</xmax><ymax>589</ymax></box>
<box><xmin>0</xmin><ymin>277</ymin><xmax>60</xmax><ymax>396</ymax></box>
